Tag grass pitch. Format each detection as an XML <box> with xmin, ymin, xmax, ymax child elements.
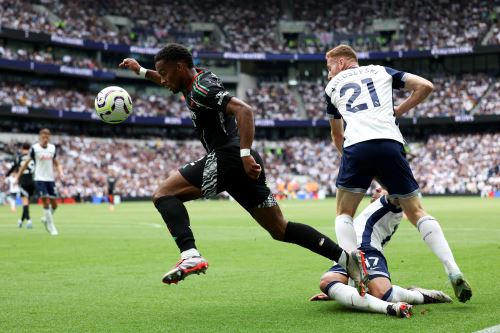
<box><xmin>1</xmin><ymin>197</ymin><xmax>499</xmax><ymax>332</ymax></box>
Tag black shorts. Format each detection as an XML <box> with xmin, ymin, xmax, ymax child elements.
<box><xmin>108</xmin><ymin>188</ymin><xmax>115</xmax><ymax>196</ymax></box>
<box><xmin>19</xmin><ymin>178</ymin><xmax>35</xmax><ymax>198</ymax></box>
<box><xmin>179</xmin><ymin>144</ymin><xmax>277</xmax><ymax>213</ymax></box>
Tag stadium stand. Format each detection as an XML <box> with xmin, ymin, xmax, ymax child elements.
<box><xmin>1</xmin><ymin>76</ymin><xmax>498</xmax><ymax>120</ymax></box>
<box><xmin>2</xmin><ymin>134</ymin><xmax>498</xmax><ymax>199</ymax></box>
<box><xmin>1</xmin><ymin>0</ymin><xmax>498</xmax><ymax>51</ymax></box>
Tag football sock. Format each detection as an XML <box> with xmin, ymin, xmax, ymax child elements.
<box><xmin>9</xmin><ymin>197</ymin><xmax>16</xmax><ymax>210</ymax></box>
<box><xmin>325</xmin><ymin>281</ymin><xmax>391</xmax><ymax>314</ymax></box>
<box><xmin>335</xmin><ymin>214</ymin><xmax>358</xmax><ymax>252</ymax></box>
<box><xmin>417</xmin><ymin>216</ymin><xmax>460</xmax><ymax>275</ymax></box>
<box><xmin>22</xmin><ymin>205</ymin><xmax>30</xmax><ymax>221</ymax></box>
<box><xmin>390</xmin><ymin>285</ymin><xmax>424</xmax><ymax>304</ymax></box>
<box><xmin>154</xmin><ymin>195</ymin><xmax>196</xmax><ymax>252</ymax></box>
<box><xmin>181</xmin><ymin>248</ymin><xmax>201</xmax><ymax>260</ymax></box>
<box><xmin>44</xmin><ymin>208</ymin><xmax>58</xmax><ymax>235</ymax></box>
<box><xmin>284</xmin><ymin>221</ymin><xmax>344</xmax><ymax>262</ymax></box>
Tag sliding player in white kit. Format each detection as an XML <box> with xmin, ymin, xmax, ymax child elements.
<box><xmin>17</xmin><ymin>129</ymin><xmax>64</xmax><ymax>236</ymax></box>
<box><xmin>324</xmin><ymin>45</ymin><xmax>471</xmax><ymax>302</ymax></box>
<box><xmin>310</xmin><ymin>189</ymin><xmax>452</xmax><ymax>318</ymax></box>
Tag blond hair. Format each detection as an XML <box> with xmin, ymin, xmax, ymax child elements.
<box><xmin>326</xmin><ymin>44</ymin><xmax>358</xmax><ymax>62</ymax></box>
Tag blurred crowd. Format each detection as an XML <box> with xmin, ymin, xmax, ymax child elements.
<box><xmin>0</xmin><ymin>83</ymin><xmax>189</xmax><ymax>118</ymax></box>
<box><xmin>245</xmin><ymin>84</ymin><xmax>300</xmax><ymax>120</ymax></box>
<box><xmin>0</xmin><ymin>44</ymin><xmax>101</xmax><ymax>70</ymax></box>
<box><xmin>2</xmin><ymin>133</ymin><xmax>498</xmax><ymax>199</ymax></box>
<box><xmin>0</xmin><ymin>0</ymin><xmax>497</xmax><ymax>52</ymax></box>
<box><xmin>1</xmin><ymin>75</ymin><xmax>497</xmax><ymax>120</ymax></box>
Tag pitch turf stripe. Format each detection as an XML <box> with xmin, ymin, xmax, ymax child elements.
<box><xmin>474</xmin><ymin>324</ymin><xmax>500</xmax><ymax>333</ymax></box>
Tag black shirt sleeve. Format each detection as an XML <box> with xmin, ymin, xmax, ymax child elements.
<box><xmin>5</xmin><ymin>156</ymin><xmax>20</xmax><ymax>176</ymax></box>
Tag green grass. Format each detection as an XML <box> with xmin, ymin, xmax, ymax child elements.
<box><xmin>1</xmin><ymin>197</ymin><xmax>499</xmax><ymax>332</ymax></box>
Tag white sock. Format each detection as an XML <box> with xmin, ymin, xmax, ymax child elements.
<box><xmin>417</xmin><ymin>216</ymin><xmax>460</xmax><ymax>275</ymax></box>
<box><xmin>44</xmin><ymin>208</ymin><xmax>51</xmax><ymax>221</ymax></box>
<box><xmin>44</xmin><ymin>209</ymin><xmax>58</xmax><ymax>235</ymax></box>
<box><xmin>390</xmin><ymin>285</ymin><xmax>424</xmax><ymax>304</ymax></box>
<box><xmin>181</xmin><ymin>248</ymin><xmax>200</xmax><ymax>260</ymax></box>
<box><xmin>335</xmin><ymin>214</ymin><xmax>358</xmax><ymax>252</ymax></box>
<box><xmin>327</xmin><ymin>282</ymin><xmax>391</xmax><ymax>314</ymax></box>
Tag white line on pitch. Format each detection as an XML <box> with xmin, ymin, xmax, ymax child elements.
<box><xmin>474</xmin><ymin>324</ymin><xmax>500</xmax><ymax>333</ymax></box>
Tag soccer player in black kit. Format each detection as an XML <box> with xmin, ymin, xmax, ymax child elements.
<box><xmin>6</xmin><ymin>143</ymin><xmax>35</xmax><ymax>228</ymax></box>
<box><xmin>119</xmin><ymin>44</ymin><xmax>368</xmax><ymax>292</ymax></box>
<box><xmin>107</xmin><ymin>172</ymin><xmax>117</xmax><ymax>211</ymax></box>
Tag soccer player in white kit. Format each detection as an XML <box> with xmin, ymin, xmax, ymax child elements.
<box><xmin>17</xmin><ymin>129</ymin><xmax>64</xmax><ymax>236</ymax></box>
<box><xmin>310</xmin><ymin>190</ymin><xmax>452</xmax><ymax>318</ymax></box>
<box><xmin>6</xmin><ymin>175</ymin><xmax>20</xmax><ymax>212</ymax></box>
<box><xmin>324</xmin><ymin>45</ymin><xmax>471</xmax><ymax>302</ymax></box>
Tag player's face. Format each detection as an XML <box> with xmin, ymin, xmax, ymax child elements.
<box><xmin>39</xmin><ymin>132</ymin><xmax>50</xmax><ymax>146</ymax></box>
<box><xmin>326</xmin><ymin>57</ymin><xmax>342</xmax><ymax>80</ymax></box>
<box><xmin>155</xmin><ymin>60</ymin><xmax>184</xmax><ymax>94</ymax></box>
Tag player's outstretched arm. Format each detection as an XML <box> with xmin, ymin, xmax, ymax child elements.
<box><xmin>225</xmin><ymin>97</ymin><xmax>262</xmax><ymax>180</ymax></box>
<box><xmin>329</xmin><ymin>118</ymin><xmax>344</xmax><ymax>156</ymax></box>
<box><xmin>394</xmin><ymin>74</ymin><xmax>434</xmax><ymax>117</ymax></box>
<box><xmin>118</xmin><ymin>58</ymin><xmax>163</xmax><ymax>86</ymax></box>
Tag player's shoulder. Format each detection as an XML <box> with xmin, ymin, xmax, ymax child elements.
<box><xmin>199</xmin><ymin>70</ymin><xmax>226</xmax><ymax>92</ymax></box>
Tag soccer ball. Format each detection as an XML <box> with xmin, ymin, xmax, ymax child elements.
<box><xmin>94</xmin><ymin>86</ymin><xmax>133</xmax><ymax>124</ymax></box>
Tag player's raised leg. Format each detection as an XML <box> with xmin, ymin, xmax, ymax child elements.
<box><xmin>152</xmin><ymin>170</ymin><xmax>207</xmax><ymax>284</ymax></box>
<box><xmin>398</xmin><ymin>195</ymin><xmax>472</xmax><ymax>302</ymax></box>
<box><xmin>251</xmin><ymin>204</ymin><xmax>367</xmax><ymax>292</ymax></box>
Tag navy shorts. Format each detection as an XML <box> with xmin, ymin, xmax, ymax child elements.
<box><xmin>336</xmin><ymin>139</ymin><xmax>419</xmax><ymax>199</ymax></box>
<box><xmin>328</xmin><ymin>248</ymin><xmax>391</xmax><ymax>281</ymax></box>
<box><xmin>35</xmin><ymin>181</ymin><xmax>58</xmax><ymax>198</ymax></box>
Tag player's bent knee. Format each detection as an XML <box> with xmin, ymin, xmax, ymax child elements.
<box><xmin>319</xmin><ymin>272</ymin><xmax>346</xmax><ymax>293</ymax></box>
<box><xmin>152</xmin><ymin>187</ymin><xmax>171</xmax><ymax>203</ymax></box>
<box><xmin>367</xmin><ymin>277</ymin><xmax>392</xmax><ymax>300</ymax></box>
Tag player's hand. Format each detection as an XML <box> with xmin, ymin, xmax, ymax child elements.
<box><xmin>242</xmin><ymin>155</ymin><xmax>262</xmax><ymax>180</ymax></box>
<box><xmin>309</xmin><ymin>293</ymin><xmax>332</xmax><ymax>301</ymax></box>
<box><xmin>119</xmin><ymin>58</ymin><xmax>141</xmax><ymax>75</ymax></box>
<box><xmin>370</xmin><ymin>187</ymin><xmax>388</xmax><ymax>203</ymax></box>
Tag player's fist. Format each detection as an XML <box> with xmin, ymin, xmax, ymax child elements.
<box><xmin>119</xmin><ymin>58</ymin><xmax>141</xmax><ymax>75</ymax></box>
<box><xmin>242</xmin><ymin>155</ymin><xmax>262</xmax><ymax>180</ymax></box>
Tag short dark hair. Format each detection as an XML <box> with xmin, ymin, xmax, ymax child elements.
<box><xmin>39</xmin><ymin>128</ymin><xmax>51</xmax><ymax>135</ymax></box>
<box><xmin>154</xmin><ymin>43</ymin><xmax>194</xmax><ymax>68</ymax></box>
<box><xmin>22</xmin><ymin>142</ymin><xmax>30</xmax><ymax>150</ymax></box>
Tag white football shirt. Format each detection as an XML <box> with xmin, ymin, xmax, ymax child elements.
<box><xmin>30</xmin><ymin>143</ymin><xmax>57</xmax><ymax>181</ymax></box>
<box><xmin>325</xmin><ymin>65</ymin><xmax>407</xmax><ymax>148</ymax></box>
<box><xmin>353</xmin><ymin>196</ymin><xmax>403</xmax><ymax>253</ymax></box>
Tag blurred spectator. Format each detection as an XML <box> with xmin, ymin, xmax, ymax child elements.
<box><xmin>0</xmin><ymin>0</ymin><xmax>496</xmax><ymax>52</ymax></box>
<box><xmin>2</xmin><ymin>134</ymin><xmax>498</xmax><ymax>198</ymax></box>
<box><xmin>245</xmin><ymin>84</ymin><xmax>300</xmax><ymax>119</ymax></box>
